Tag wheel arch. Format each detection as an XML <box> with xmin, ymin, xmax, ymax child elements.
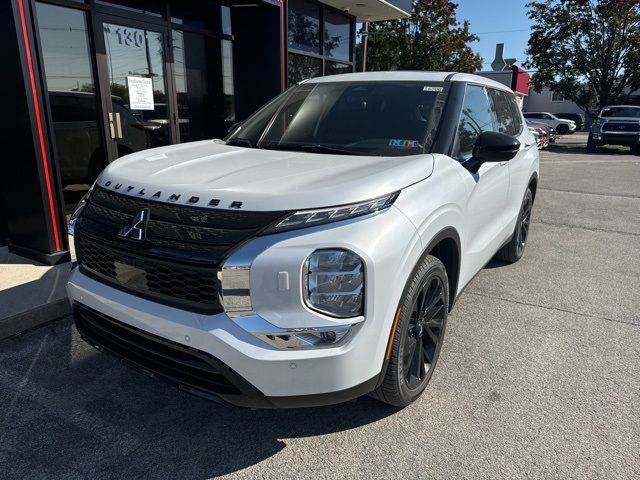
<box><xmin>423</xmin><ymin>227</ymin><xmax>461</xmax><ymax>312</ymax></box>
<box><xmin>528</xmin><ymin>172</ymin><xmax>539</xmax><ymax>203</ymax></box>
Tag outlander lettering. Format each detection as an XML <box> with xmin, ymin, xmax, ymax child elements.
<box><xmin>67</xmin><ymin>72</ymin><xmax>539</xmax><ymax>408</ymax></box>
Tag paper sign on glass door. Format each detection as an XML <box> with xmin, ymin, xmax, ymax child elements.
<box><xmin>127</xmin><ymin>76</ymin><xmax>154</xmax><ymax>110</ymax></box>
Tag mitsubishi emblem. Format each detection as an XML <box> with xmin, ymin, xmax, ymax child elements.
<box><xmin>118</xmin><ymin>209</ymin><xmax>149</xmax><ymax>241</ymax></box>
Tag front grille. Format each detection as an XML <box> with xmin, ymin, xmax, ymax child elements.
<box><xmin>74</xmin><ymin>303</ymin><xmax>241</xmax><ymax>396</ymax></box>
<box><xmin>602</xmin><ymin>122</ymin><xmax>640</xmax><ymax>132</ymax></box>
<box><xmin>75</xmin><ymin>186</ymin><xmax>288</xmax><ymax>311</ymax></box>
<box><xmin>76</xmin><ymin>234</ymin><xmax>221</xmax><ymax>311</ymax></box>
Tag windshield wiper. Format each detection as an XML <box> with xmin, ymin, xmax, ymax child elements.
<box><xmin>226</xmin><ymin>138</ymin><xmax>253</xmax><ymax>148</ymax></box>
<box><xmin>261</xmin><ymin>143</ymin><xmax>359</xmax><ymax>155</ymax></box>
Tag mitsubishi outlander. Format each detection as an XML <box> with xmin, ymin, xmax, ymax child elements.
<box><xmin>67</xmin><ymin>72</ymin><xmax>539</xmax><ymax>408</ymax></box>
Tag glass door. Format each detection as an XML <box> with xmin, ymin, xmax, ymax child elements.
<box><xmin>98</xmin><ymin>18</ymin><xmax>175</xmax><ymax>159</ymax></box>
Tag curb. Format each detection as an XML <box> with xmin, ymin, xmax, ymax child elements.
<box><xmin>0</xmin><ymin>299</ymin><xmax>71</xmax><ymax>340</ymax></box>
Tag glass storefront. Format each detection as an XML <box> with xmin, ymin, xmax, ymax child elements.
<box><xmin>36</xmin><ymin>2</ymin><xmax>107</xmax><ymax>212</ymax></box>
<box><xmin>287</xmin><ymin>0</ymin><xmax>354</xmax><ymax>86</ymax></box>
<box><xmin>33</xmin><ymin>0</ymin><xmax>237</xmax><ymax>214</ymax></box>
<box><xmin>103</xmin><ymin>22</ymin><xmax>172</xmax><ymax>155</ymax></box>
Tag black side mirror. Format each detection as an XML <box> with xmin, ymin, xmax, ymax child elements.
<box><xmin>473</xmin><ymin>131</ymin><xmax>521</xmax><ymax>163</ymax></box>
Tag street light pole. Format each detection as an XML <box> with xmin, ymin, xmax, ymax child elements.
<box><xmin>362</xmin><ymin>21</ymin><xmax>369</xmax><ymax>72</ymax></box>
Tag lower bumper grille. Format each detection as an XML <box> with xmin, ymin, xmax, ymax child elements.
<box><xmin>74</xmin><ymin>303</ymin><xmax>241</xmax><ymax>396</ymax></box>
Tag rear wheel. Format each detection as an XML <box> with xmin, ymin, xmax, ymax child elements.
<box><xmin>495</xmin><ymin>188</ymin><xmax>533</xmax><ymax>263</ymax></box>
<box><xmin>370</xmin><ymin>256</ymin><xmax>448</xmax><ymax>407</ymax></box>
<box><xmin>557</xmin><ymin>124</ymin><xmax>569</xmax><ymax>135</ymax></box>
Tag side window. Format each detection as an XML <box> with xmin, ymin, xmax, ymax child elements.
<box><xmin>542</xmin><ymin>113</ymin><xmax>552</xmax><ymax>119</ymax></box>
<box><xmin>488</xmin><ymin>89</ymin><xmax>523</xmax><ymax>137</ymax></box>
<box><xmin>454</xmin><ymin>85</ymin><xmax>495</xmax><ymax>160</ymax></box>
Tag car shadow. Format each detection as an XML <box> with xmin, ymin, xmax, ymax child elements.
<box><xmin>546</xmin><ymin>145</ymin><xmax>638</xmax><ymax>156</ymax></box>
<box><xmin>1</xmin><ymin>320</ymin><xmax>399</xmax><ymax>479</ymax></box>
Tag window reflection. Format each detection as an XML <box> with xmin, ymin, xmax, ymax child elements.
<box><xmin>287</xmin><ymin>53</ymin><xmax>322</xmax><ymax>87</ymax></box>
<box><xmin>324</xmin><ymin>11</ymin><xmax>350</xmax><ymax>61</ymax></box>
<box><xmin>36</xmin><ymin>2</ymin><xmax>106</xmax><ymax>213</ymax></box>
<box><xmin>288</xmin><ymin>0</ymin><xmax>320</xmax><ymax>54</ymax></box>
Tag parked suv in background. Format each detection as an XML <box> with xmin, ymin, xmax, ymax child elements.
<box><xmin>67</xmin><ymin>72</ymin><xmax>539</xmax><ymax>408</ymax></box>
<box><xmin>588</xmin><ymin>105</ymin><xmax>640</xmax><ymax>153</ymax></box>
<box><xmin>555</xmin><ymin>112</ymin><xmax>585</xmax><ymax>131</ymax></box>
<box><xmin>523</xmin><ymin>112</ymin><xmax>576</xmax><ymax>134</ymax></box>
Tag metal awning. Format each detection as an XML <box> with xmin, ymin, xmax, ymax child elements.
<box><xmin>319</xmin><ymin>0</ymin><xmax>411</xmax><ymax>21</ymax></box>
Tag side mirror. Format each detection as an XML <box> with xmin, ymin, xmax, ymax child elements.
<box><xmin>473</xmin><ymin>131</ymin><xmax>521</xmax><ymax>163</ymax></box>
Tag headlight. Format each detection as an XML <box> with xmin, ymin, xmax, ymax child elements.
<box><xmin>263</xmin><ymin>192</ymin><xmax>399</xmax><ymax>233</ymax></box>
<box><xmin>303</xmin><ymin>249</ymin><xmax>364</xmax><ymax>318</ymax></box>
<box><xmin>67</xmin><ymin>186</ymin><xmax>93</xmax><ymax>235</ymax></box>
<box><xmin>592</xmin><ymin>118</ymin><xmax>604</xmax><ymax>130</ymax></box>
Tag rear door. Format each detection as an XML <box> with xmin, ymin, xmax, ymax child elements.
<box><xmin>488</xmin><ymin>88</ymin><xmax>537</xmax><ymax>232</ymax></box>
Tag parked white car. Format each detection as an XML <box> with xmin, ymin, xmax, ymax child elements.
<box><xmin>67</xmin><ymin>72</ymin><xmax>539</xmax><ymax>408</ymax></box>
<box><xmin>523</xmin><ymin>112</ymin><xmax>576</xmax><ymax>135</ymax></box>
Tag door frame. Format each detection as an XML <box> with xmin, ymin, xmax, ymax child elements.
<box><xmin>92</xmin><ymin>12</ymin><xmax>180</xmax><ymax>162</ymax></box>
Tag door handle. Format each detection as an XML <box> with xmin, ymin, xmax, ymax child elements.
<box><xmin>114</xmin><ymin>112</ymin><xmax>123</xmax><ymax>139</ymax></box>
<box><xmin>108</xmin><ymin>112</ymin><xmax>123</xmax><ymax>139</ymax></box>
<box><xmin>108</xmin><ymin>112</ymin><xmax>116</xmax><ymax>139</ymax></box>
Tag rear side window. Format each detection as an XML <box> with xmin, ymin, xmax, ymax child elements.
<box><xmin>453</xmin><ymin>85</ymin><xmax>495</xmax><ymax>160</ymax></box>
<box><xmin>488</xmin><ymin>89</ymin><xmax>523</xmax><ymax>137</ymax></box>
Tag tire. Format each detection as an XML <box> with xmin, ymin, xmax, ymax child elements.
<box><xmin>586</xmin><ymin>135</ymin><xmax>598</xmax><ymax>153</ymax></box>
<box><xmin>370</xmin><ymin>255</ymin><xmax>448</xmax><ymax>407</ymax></box>
<box><xmin>495</xmin><ymin>188</ymin><xmax>533</xmax><ymax>263</ymax></box>
<box><xmin>556</xmin><ymin>124</ymin><xmax>569</xmax><ymax>135</ymax></box>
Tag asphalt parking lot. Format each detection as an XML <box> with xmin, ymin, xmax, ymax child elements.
<box><xmin>1</xmin><ymin>135</ymin><xmax>639</xmax><ymax>479</ymax></box>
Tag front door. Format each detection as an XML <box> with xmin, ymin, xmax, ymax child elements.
<box><xmin>96</xmin><ymin>17</ymin><xmax>176</xmax><ymax>161</ymax></box>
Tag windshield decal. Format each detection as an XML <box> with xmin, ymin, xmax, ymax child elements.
<box><xmin>388</xmin><ymin>139</ymin><xmax>422</xmax><ymax>148</ymax></box>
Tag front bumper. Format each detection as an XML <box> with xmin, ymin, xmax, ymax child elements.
<box><xmin>66</xmin><ymin>205</ymin><xmax>421</xmax><ymax>407</ymax></box>
<box><xmin>592</xmin><ymin>131</ymin><xmax>640</xmax><ymax>146</ymax></box>
<box><xmin>72</xmin><ymin>301</ymin><xmax>377</xmax><ymax>408</ymax></box>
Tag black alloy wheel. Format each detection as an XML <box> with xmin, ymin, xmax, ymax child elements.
<box><xmin>495</xmin><ymin>187</ymin><xmax>534</xmax><ymax>263</ymax></box>
<box><xmin>370</xmin><ymin>255</ymin><xmax>449</xmax><ymax>407</ymax></box>
<box><xmin>515</xmin><ymin>192</ymin><xmax>533</xmax><ymax>258</ymax></box>
<box><xmin>402</xmin><ymin>275</ymin><xmax>446</xmax><ymax>391</ymax></box>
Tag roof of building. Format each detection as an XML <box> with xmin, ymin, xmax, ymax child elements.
<box><xmin>306</xmin><ymin>71</ymin><xmax>513</xmax><ymax>92</ymax></box>
<box><xmin>320</xmin><ymin>0</ymin><xmax>410</xmax><ymax>21</ymax></box>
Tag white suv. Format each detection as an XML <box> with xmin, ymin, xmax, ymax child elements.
<box><xmin>67</xmin><ymin>72</ymin><xmax>539</xmax><ymax>408</ymax></box>
<box><xmin>523</xmin><ymin>112</ymin><xmax>576</xmax><ymax>135</ymax></box>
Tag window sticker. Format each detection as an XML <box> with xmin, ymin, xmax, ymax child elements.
<box><xmin>389</xmin><ymin>139</ymin><xmax>422</xmax><ymax>148</ymax></box>
<box><xmin>423</xmin><ymin>86</ymin><xmax>443</xmax><ymax>92</ymax></box>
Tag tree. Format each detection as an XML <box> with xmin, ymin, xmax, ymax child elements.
<box><xmin>358</xmin><ymin>0</ymin><xmax>482</xmax><ymax>73</ymax></box>
<box><xmin>525</xmin><ymin>0</ymin><xmax>640</xmax><ymax>116</ymax></box>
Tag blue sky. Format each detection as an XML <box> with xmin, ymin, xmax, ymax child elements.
<box><xmin>456</xmin><ymin>0</ymin><xmax>533</xmax><ymax>70</ymax></box>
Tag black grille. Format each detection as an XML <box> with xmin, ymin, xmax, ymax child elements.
<box><xmin>74</xmin><ymin>303</ymin><xmax>241</xmax><ymax>396</ymax></box>
<box><xmin>75</xmin><ymin>186</ymin><xmax>288</xmax><ymax>312</ymax></box>
<box><xmin>602</xmin><ymin>122</ymin><xmax>640</xmax><ymax>132</ymax></box>
<box><xmin>76</xmin><ymin>235</ymin><xmax>221</xmax><ymax>311</ymax></box>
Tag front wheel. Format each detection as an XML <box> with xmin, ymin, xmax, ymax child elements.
<box><xmin>556</xmin><ymin>124</ymin><xmax>569</xmax><ymax>135</ymax></box>
<box><xmin>495</xmin><ymin>188</ymin><xmax>533</xmax><ymax>263</ymax></box>
<box><xmin>370</xmin><ymin>256</ymin><xmax>448</xmax><ymax>407</ymax></box>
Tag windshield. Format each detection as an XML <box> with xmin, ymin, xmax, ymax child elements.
<box><xmin>226</xmin><ymin>81</ymin><xmax>447</xmax><ymax>157</ymax></box>
<box><xmin>601</xmin><ymin>107</ymin><xmax>640</xmax><ymax>118</ymax></box>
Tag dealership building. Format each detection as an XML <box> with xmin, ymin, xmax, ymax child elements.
<box><xmin>0</xmin><ymin>0</ymin><xmax>409</xmax><ymax>264</ymax></box>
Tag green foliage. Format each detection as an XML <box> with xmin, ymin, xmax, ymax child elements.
<box><xmin>358</xmin><ymin>0</ymin><xmax>482</xmax><ymax>73</ymax></box>
<box><xmin>525</xmin><ymin>0</ymin><xmax>640</xmax><ymax>116</ymax></box>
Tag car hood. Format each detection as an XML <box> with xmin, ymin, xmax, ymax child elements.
<box><xmin>97</xmin><ymin>140</ymin><xmax>434</xmax><ymax>211</ymax></box>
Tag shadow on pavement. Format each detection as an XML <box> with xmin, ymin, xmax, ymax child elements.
<box><xmin>0</xmin><ymin>320</ymin><xmax>398</xmax><ymax>478</ymax></box>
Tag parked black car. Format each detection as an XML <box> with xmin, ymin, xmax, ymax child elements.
<box><xmin>555</xmin><ymin>112</ymin><xmax>585</xmax><ymax>131</ymax></box>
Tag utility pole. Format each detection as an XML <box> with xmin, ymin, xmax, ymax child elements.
<box><xmin>362</xmin><ymin>21</ymin><xmax>369</xmax><ymax>72</ymax></box>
